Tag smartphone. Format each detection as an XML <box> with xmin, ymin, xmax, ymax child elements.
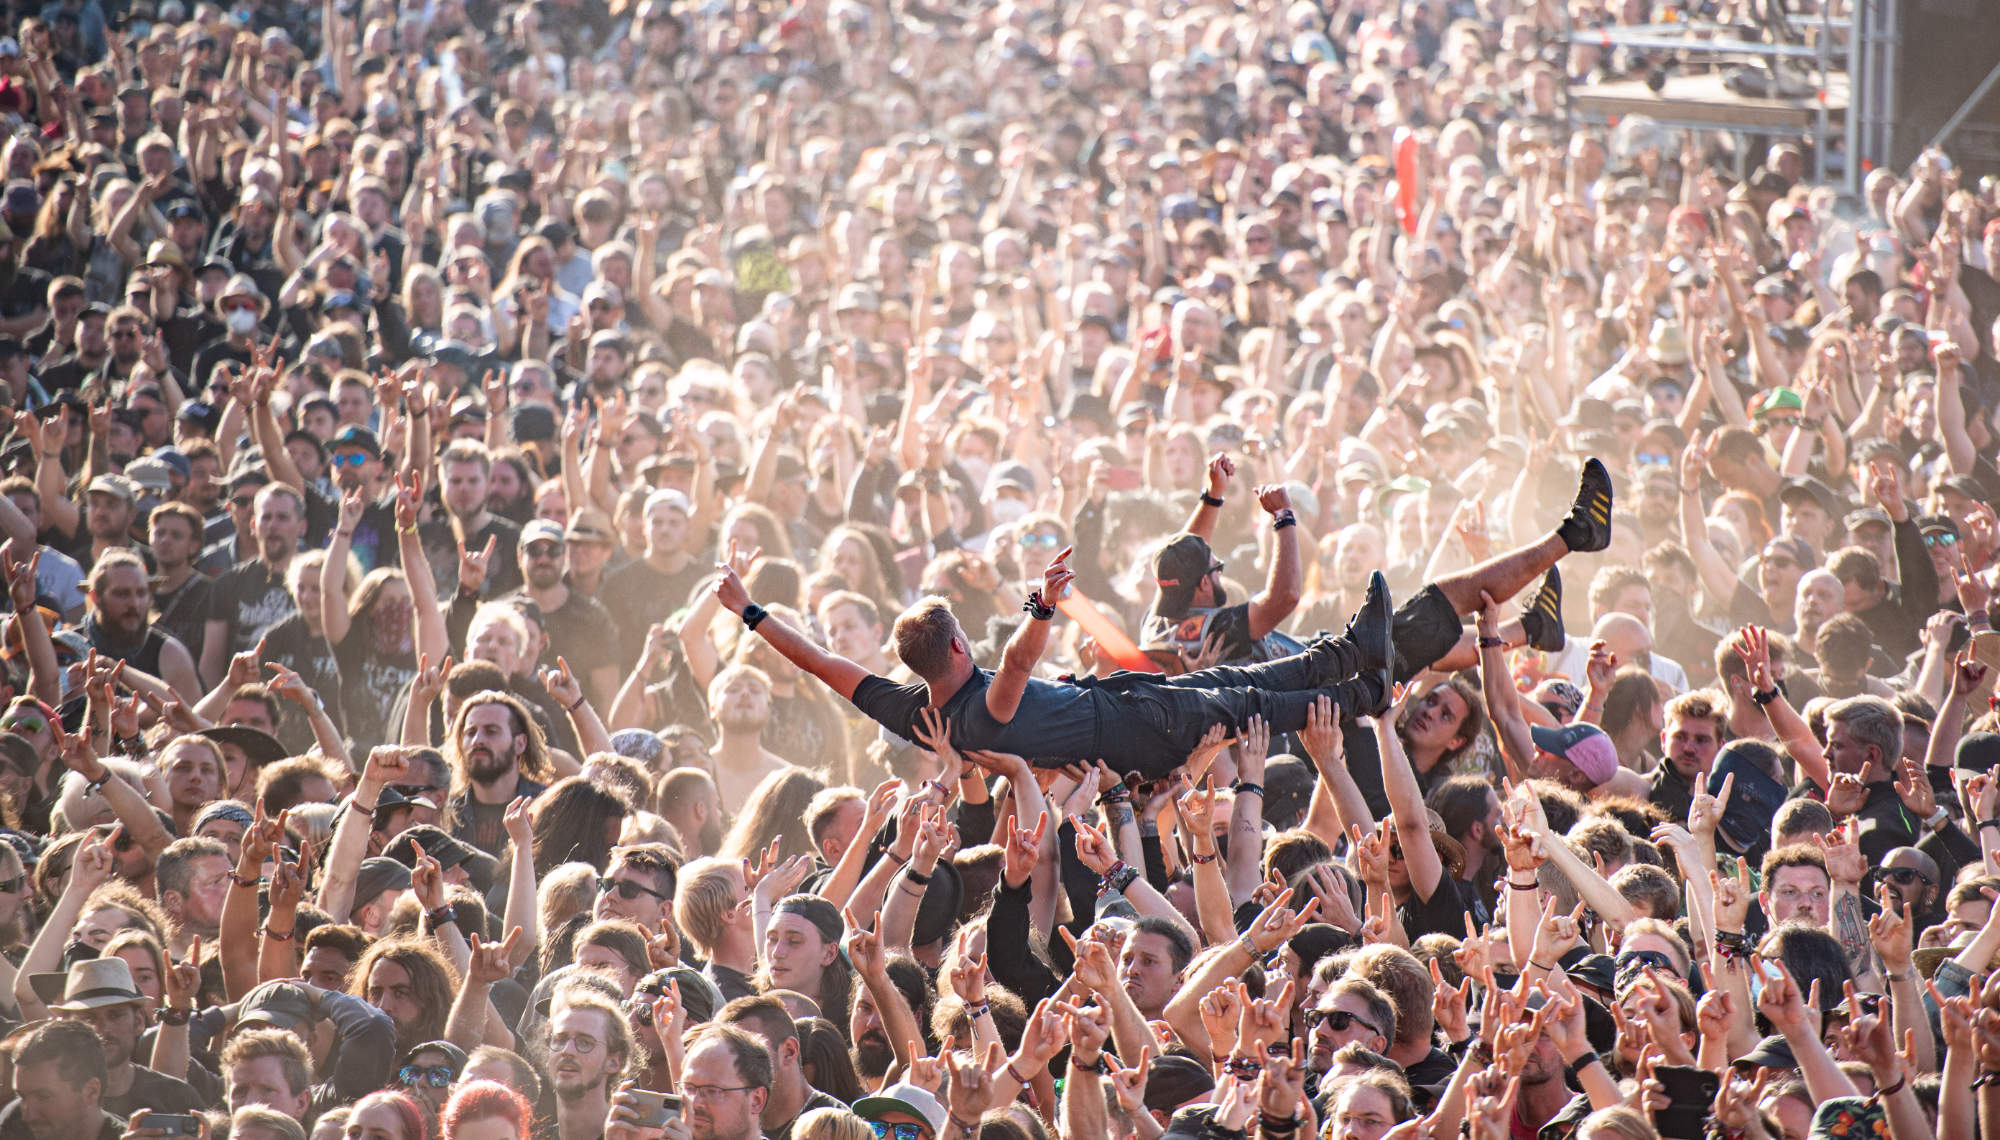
<box><xmin>623</xmin><ymin>1090</ymin><xmax>682</xmax><ymax>1128</ymax></box>
<box><xmin>138</xmin><ymin>1115</ymin><xmax>202</xmax><ymax>1137</ymax></box>
<box><xmin>1102</xmin><ymin>465</ymin><xmax>1143</xmax><ymax>492</ymax></box>
<box><xmin>1651</xmin><ymin>1065</ymin><xmax>1720</xmax><ymax>1140</ymax></box>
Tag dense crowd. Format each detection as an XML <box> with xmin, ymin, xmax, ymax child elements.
<box><xmin>0</xmin><ymin>3</ymin><xmax>1997</xmax><ymax>1140</ymax></box>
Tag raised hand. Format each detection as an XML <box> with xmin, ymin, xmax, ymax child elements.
<box><xmin>539</xmin><ymin>657</ymin><xmax>584</xmax><ymax>710</ymax></box>
<box><xmin>1891</xmin><ymin>755</ymin><xmax>1935</xmax><ymax>819</ymax></box>
<box><xmin>1002</xmin><ymin>810</ymin><xmax>1046</xmax><ymax>888</ymax></box>
<box><xmin>457</xmin><ymin>533</ymin><xmax>498</xmax><ymax>594</ymax></box>
<box><xmin>1810</xmin><ymin>820</ymin><xmax>1865</xmax><ymax>885</ymax></box>
<box><xmin>1040</xmin><ymin>546</ymin><xmax>1075</xmax><ymax>605</ymax></box>
<box><xmin>162</xmin><ymin>936</ymin><xmax>202</xmax><ymax>1014</ymax></box>
<box><xmin>1070</xmin><ymin>817</ymin><xmax>1119</xmax><ymax>876</ymax></box>
<box><xmin>466</xmin><ymin>927</ymin><xmax>525</xmax><ymax>986</ymax></box>
<box><xmin>712</xmin><ymin>538</ymin><xmax>754</xmax><ymax>615</ymax></box>
<box><xmin>841</xmin><ymin>904</ymin><xmax>883</xmax><ymax>977</ymax></box>
<box><xmin>410</xmin><ymin>841</ymin><xmax>445</xmax><ymax>912</ymax></box>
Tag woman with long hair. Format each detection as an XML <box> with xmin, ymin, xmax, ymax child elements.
<box><xmin>794</xmin><ymin>1017</ymin><xmax>863</xmax><ymax>1102</ymax></box>
<box><xmin>529</xmin><ymin>776</ymin><xmax>630</xmax><ymax>876</ymax></box>
<box><xmin>441</xmin><ymin>1081</ymin><xmax>533</xmax><ymax>1140</ymax></box>
<box><xmin>720</xmin><ymin>768</ymin><xmax>827</xmax><ymax>865</ymax></box>
<box><xmin>102</xmin><ymin>929</ymin><xmax>167</xmax><ymax>1009</ymax></box>
<box><xmin>814</xmin><ymin>525</ymin><xmax>901</xmax><ymax>622</ymax></box>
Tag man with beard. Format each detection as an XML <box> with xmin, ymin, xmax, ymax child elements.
<box><xmin>658</xmin><ymin>768</ymin><xmax>724</xmax><ymax>857</ymax></box>
<box><xmin>148</xmin><ymin>502</ymin><xmax>212</xmax><ymax>668</ymax></box>
<box><xmin>201</xmin><ymin>484</ymin><xmax>305</xmax><ymax>688</ymax></box>
<box><xmin>678</xmin><ymin>1025</ymin><xmax>771</xmax><ymax>1140</ymax></box>
<box><xmin>674</xmin><ymin>858</ymin><xmax>758</xmax><ymax>1002</ymax></box>
<box><xmin>36</xmin><ymin>302</ymin><xmax>109</xmax><ymax>393</ymax></box>
<box><xmin>443</xmin><ymin>691</ymin><xmax>553</xmax><ymax>858</ymax></box>
<box><xmin>507</xmin><ymin>520</ymin><xmax>618</xmax><ymax>706</ymax></box>
<box><xmin>36</xmin><ymin>958</ymin><xmax>202</xmax><ymax>1118</ymax></box>
<box><xmin>1139</xmin><ymin>461</ymin><xmax>1303</xmax><ymax>672</ymax></box>
<box><xmin>45</xmin><ymin>475</ymin><xmax>147</xmax><ymax>573</ymax></box>
<box><xmin>848</xmin><ymin>953</ymin><xmax>927</xmax><ymax>1091</ymax></box>
<box><xmin>716</xmin><ymin>1002</ymin><xmax>832</xmax><ymax>1140</ymax></box>
<box><xmin>706</xmin><ymin>665</ymin><xmax>792</xmax><ymax>814</ymax></box>
<box><xmin>546</xmin><ymin>991</ymin><xmax>632</xmax><ymax>1140</ymax></box>
<box><xmin>81</xmin><ymin>551</ymin><xmax>201</xmax><ymax>701</ymax></box>
<box><xmin>278</xmin><ymin>425</ymin><xmax>402</xmax><ymax>573</ymax></box>
<box><xmin>418</xmin><ymin>440</ymin><xmax>521</xmax><ymax>598</ymax></box>
<box><xmin>601</xmin><ymin>489</ymin><xmax>706</xmax><ymax>670</ymax></box>
<box><xmin>0</xmin><ymin>1020</ymin><xmax>122</xmax><ymax>1140</ymax></box>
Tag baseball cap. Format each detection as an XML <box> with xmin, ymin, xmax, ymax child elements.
<box><xmin>1777</xmin><ymin>475</ymin><xmax>1844</xmax><ymax>519</ymax></box>
<box><xmin>1843</xmin><ymin>507</ymin><xmax>1892</xmax><ymax>533</ymax></box>
<box><xmin>331</xmin><ymin>425</ymin><xmax>383</xmax><ymax>458</ymax></box>
<box><xmin>1151</xmin><ymin>533</ymin><xmax>1217</xmax><ymax>617</ymax></box>
<box><xmin>1528</xmin><ymin>723</ymin><xmax>1619</xmax><ymax>788</ymax></box>
<box><xmin>852</xmin><ymin>1084</ymin><xmax>947</xmax><ymax>1134</ymax></box>
<box><xmin>236</xmin><ymin>980</ymin><xmax>319</xmax><ymax>1033</ymax></box>
<box><xmin>1750</xmin><ymin>387</ymin><xmax>1804</xmax><ymax>419</ymax></box>
<box><xmin>354</xmin><ymin>856</ymin><xmax>413</xmax><ymax>908</ymax></box>
<box><xmin>519</xmin><ymin>519</ymin><xmax>565</xmax><ymax>549</ymax></box>
<box><xmin>85</xmin><ymin>474</ymin><xmax>138</xmax><ymax>503</ymax></box>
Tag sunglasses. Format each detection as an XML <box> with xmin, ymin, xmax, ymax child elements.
<box><xmin>330</xmin><ymin>453</ymin><xmax>369</xmax><ymax>468</ymax></box>
<box><xmin>1019</xmin><ymin>533</ymin><xmax>1063</xmax><ymax>550</ymax></box>
<box><xmin>0</xmin><ymin>717</ymin><xmax>45</xmax><ymax>736</ymax></box>
<box><xmin>1634</xmin><ymin>452</ymin><xmax>1672</xmax><ymax>467</ymax></box>
<box><xmin>231</xmin><ymin>496</ymin><xmax>257</xmax><ymax>509</ymax></box>
<box><xmin>870</xmin><ymin>1125</ymin><xmax>925</xmax><ymax>1140</ymax></box>
<box><xmin>1308</xmin><ymin>1009</ymin><xmax>1382</xmax><ymax>1037</ymax></box>
<box><xmin>599</xmin><ymin>877</ymin><xmax>667</xmax><ymax>902</ymax></box>
<box><xmin>0</xmin><ymin>875</ymin><xmax>25</xmax><ymax>894</ymax></box>
<box><xmin>1879</xmin><ymin>867</ymin><xmax>1931</xmax><ymax>887</ymax></box>
<box><xmin>390</xmin><ymin>784</ymin><xmax>440</xmax><ymax>798</ymax></box>
<box><xmin>1926</xmin><ymin>532</ymin><xmax>1961</xmax><ymax>548</ymax></box>
<box><xmin>398</xmin><ymin>1064</ymin><xmax>454</xmax><ymax>1088</ymax></box>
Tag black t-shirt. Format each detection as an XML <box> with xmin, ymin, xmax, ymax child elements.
<box><xmin>262</xmin><ymin>613</ymin><xmax>344</xmax><ymax>749</ymax></box>
<box><xmin>1397</xmin><ymin>872</ymin><xmax>1470</xmax><ymax>942</ymax></box>
<box><xmin>1141</xmin><ymin>601</ymin><xmax>1256</xmax><ymax>664</ymax></box>
<box><xmin>419</xmin><ymin>515</ymin><xmax>522</xmax><ymax>598</ymax></box>
<box><xmin>330</xmin><ymin>610</ymin><xmax>415</xmax><ymax>755</ymax></box>
<box><xmin>0</xmin><ymin>266</ymin><xmax>51</xmax><ymax>326</ymax></box>
<box><xmin>104</xmin><ymin>1063</ymin><xmax>204</xmax><ymax>1117</ymax></box>
<box><xmin>850</xmin><ymin>668</ymin><xmax>1106</xmax><ymax>760</ymax></box>
<box><xmin>512</xmin><ymin>587</ymin><xmax>620</xmax><ymax>678</ymax></box>
<box><xmin>153</xmin><ymin>572</ymin><xmax>212</xmax><ymax>666</ymax></box>
<box><xmin>600</xmin><ymin>556</ymin><xmax>709</xmax><ymax>668</ymax></box>
<box><xmin>768</xmin><ymin>1089</ymin><xmax>850</xmax><ymax>1140</ymax></box>
<box><xmin>211</xmin><ymin>558</ymin><xmax>299</xmax><ymax>655</ymax></box>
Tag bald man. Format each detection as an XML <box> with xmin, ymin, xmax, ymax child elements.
<box><xmin>1793</xmin><ymin>569</ymin><xmax>1842</xmax><ymax>663</ymax></box>
<box><xmin>1554</xmin><ymin>612</ymin><xmax>1689</xmax><ymax>695</ymax></box>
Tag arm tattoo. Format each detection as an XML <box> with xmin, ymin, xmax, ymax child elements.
<box><xmin>1106</xmin><ymin>800</ymin><xmax>1136</xmax><ymax>830</ymax></box>
<box><xmin>1833</xmin><ymin>891</ymin><xmax>1869</xmax><ymax>968</ymax></box>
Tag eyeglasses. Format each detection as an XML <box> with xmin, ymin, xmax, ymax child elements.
<box><xmin>1308</xmin><ymin>1009</ymin><xmax>1383</xmax><ymax>1038</ymax></box>
<box><xmin>549</xmin><ymin>1033</ymin><xmax>601</xmax><ymax>1055</ymax></box>
<box><xmin>1020</xmin><ymin>533</ymin><xmax>1063</xmax><ymax>550</ymax></box>
<box><xmin>1926</xmin><ymin>532</ymin><xmax>1961</xmax><ymax>548</ymax></box>
<box><xmin>599</xmin><ymin>876</ymin><xmax>667</xmax><ymax>902</ymax></box>
<box><xmin>684</xmin><ymin>1085</ymin><xmax>756</xmax><ymax>1101</ymax></box>
<box><xmin>524</xmin><ymin>544</ymin><xmax>563</xmax><ymax>561</ymax></box>
<box><xmin>231</xmin><ymin>496</ymin><xmax>257</xmax><ymax>509</ymax></box>
<box><xmin>398</xmin><ymin>1064</ymin><xmax>454</xmax><ymax>1088</ymax></box>
<box><xmin>331</xmin><ymin>453</ymin><xmax>369</xmax><ymax>468</ymax></box>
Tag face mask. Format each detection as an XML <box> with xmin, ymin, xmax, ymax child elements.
<box><xmin>957</xmin><ymin>456</ymin><xmax>991</xmax><ymax>490</ymax></box>
<box><xmin>989</xmin><ymin>497</ymin><xmax>1028</xmax><ymax>526</ymax></box>
<box><xmin>225</xmin><ymin>308</ymin><xmax>258</xmax><ymax>334</ymax></box>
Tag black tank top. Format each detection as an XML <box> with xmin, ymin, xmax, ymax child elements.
<box><xmin>84</xmin><ymin>618</ymin><xmax>169</xmax><ymax>679</ymax></box>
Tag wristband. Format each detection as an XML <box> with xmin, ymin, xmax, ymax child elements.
<box><xmin>1874</xmin><ymin>1070</ymin><xmax>1908</xmax><ymax>1100</ymax></box>
<box><xmin>1978</xmin><ymin>818</ymin><xmax>2000</xmax><ymax>832</ymax></box>
<box><xmin>348</xmin><ymin>797</ymin><xmax>377</xmax><ymax>817</ymax></box>
<box><xmin>1071</xmin><ymin>1052</ymin><xmax>1108</xmax><ymax>1074</ymax></box>
<box><xmin>946</xmin><ymin>1113</ymin><xmax>980</xmax><ymax>1139</ymax></box>
<box><xmin>1563</xmin><ymin>1050</ymin><xmax>1599</xmax><ymax>1080</ymax></box>
<box><xmin>1200</xmin><ymin>492</ymin><xmax>1224</xmax><ymax>508</ymax></box>
<box><xmin>157</xmin><ymin>1006</ymin><xmax>194</xmax><ymax>1026</ymax></box>
<box><xmin>965</xmin><ymin>1001</ymin><xmax>991</xmax><ymax>1020</ymax></box>
<box><xmin>1096</xmin><ymin>787</ymin><xmax>1132</xmax><ymax>807</ymax></box>
<box><xmin>1751</xmin><ymin>685</ymin><xmax>1781</xmax><ymax>707</ymax></box>
<box><xmin>1973</xmin><ymin>1071</ymin><xmax>2000</xmax><ymax>1089</ymax></box>
<box><xmin>903</xmin><ymin>867</ymin><xmax>932</xmax><ymax>886</ymax></box>
<box><xmin>741</xmin><ymin>602</ymin><xmax>768</xmax><ymax>631</ymax></box>
<box><xmin>925</xmin><ymin>778</ymin><xmax>952</xmax><ymax>799</ymax></box>
<box><xmin>1023</xmin><ymin>589</ymin><xmax>1055</xmax><ymax>621</ymax></box>
<box><xmin>1270</xmin><ymin>508</ymin><xmax>1297</xmax><ymax>531</ymax></box>
<box><xmin>84</xmin><ymin>773</ymin><xmax>110</xmax><ymax>796</ymax></box>
<box><xmin>263</xmin><ymin>925</ymin><xmax>295</xmax><ymax>942</ymax></box>
<box><xmin>1232</xmin><ymin>780</ymin><xmax>1264</xmax><ymax>797</ymax></box>
<box><xmin>1477</xmin><ymin>636</ymin><xmax>1507</xmax><ymax>649</ymax></box>
<box><xmin>398</xmin><ymin>523</ymin><xmax>419</xmax><ymax>536</ymax></box>
<box><xmin>229</xmin><ymin>873</ymin><xmax>263</xmax><ymax>889</ymax></box>
<box><xmin>115</xmin><ymin>734</ymin><xmax>145</xmax><ymax>756</ymax></box>
<box><xmin>426</xmin><ymin>904</ymin><xmax>458</xmax><ymax>928</ymax></box>
<box><xmin>1509</xmin><ymin>877</ymin><xmax>1541</xmax><ymax>891</ymax></box>
<box><xmin>883</xmin><ymin>849</ymin><xmax>910</xmax><ymax>868</ymax></box>
<box><xmin>567</xmin><ymin>694</ymin><xmax>587</xmax><ymax>713</ymax></box>
<box><xmin>1190</xmin><ymin>851</ymin><xmax>1218</xmax><ymax>865</ymax></box>
<box><xmin>1103</xmin><ymin>863</ymin><xmax>1141</xmax><ymax>895</ymax></box>
<box><xmin>1529</xmin><ymin>958</ymin><xmax>1557</xmax><ymax>971</ymax></box>
<box><xmin>1007</xmin><ymin>1062</ymin><xmax>1035</xmax><ymax>1085</ymax></box>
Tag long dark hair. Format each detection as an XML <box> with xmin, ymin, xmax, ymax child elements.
<box><xmin>531</xmin><ymin>776</ymin><xmax>630</xmax><ymax>876</ymax></box>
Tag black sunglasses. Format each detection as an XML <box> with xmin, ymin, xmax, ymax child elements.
<box><xmin>1879</xmin><ymin>867</ymin><xmax>1932</xmax><ymax>887</ymax></box>
<box><xmin>1308</xmin><ymin>1009</ymin><xmax>1382</xmax><ymax>1037</ymax></box>
<box><xmin>599</xmin><ymin>877</ymin><xmax>667</xmax><ymax>902</ymax></box>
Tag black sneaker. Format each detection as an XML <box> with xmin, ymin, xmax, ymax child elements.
<box><xmin>1342</xmin><ymin>570</ymin><xmax>1394</xmax><ymax>677</ymax></box>
<box><xmin>1556</xmin><ymin>458</ymin><xmax>1614</xmax><ymax>553</ymax></box>
<box><xmin>1519</xmin><ymin>568</ymin><xmax>1567</xmax><ymax>652</ymax></box>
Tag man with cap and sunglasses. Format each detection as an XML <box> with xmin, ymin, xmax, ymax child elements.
<box><xmin>507</xmin><ymin>518</ymin><xmax>619</xmax><ymax>706</ymax></box>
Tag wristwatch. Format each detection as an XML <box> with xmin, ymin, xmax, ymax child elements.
<box><xmin>1926</xmin><ymin>806</ymin><xmax>1951</xmax><ymax>833</ymax></box>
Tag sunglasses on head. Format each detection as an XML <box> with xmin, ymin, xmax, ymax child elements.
<box><xmin>397</xmin><ymin>1064</ymin><xmax>454</xmax><ymax>1088</ymax></box>
<box><xmin>598</xmin><ymin>877</ymin><xmax>667</xmax><ymax>902</ymax></box>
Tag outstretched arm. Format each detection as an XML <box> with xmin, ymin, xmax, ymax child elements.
<box><xmin>713</xmin><ymin>544</ymin><xmax>873</xmax><ymax>701</ymax></box>
<box><xmin>986</xmin><ymin>549</ymin><xmax>1073</xmax><ymax>724</ymax></box>
<box><xmin>1245</xmin><ymin>485</ymin><xmax>1303</xmax><ymax>640</ymax></box>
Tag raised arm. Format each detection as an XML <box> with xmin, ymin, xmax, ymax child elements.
<box><xmin>394</xmin><ymin>475</ymin><xmax>449</xmax><ymax>664</ymax></box>
<box><xmin>1182</xmin><ymin>454</ymin><xmax>1231</xmax><ymax>540</ymax></box>
<box><xmin>1245</xmin><ymin>485</ymin><xmax>1303</xmax><ymax>640</ymax></box>
<box><xmin>319</xmin><ymin>747</ymin><xmax>411</xmax><ymax>922</ymax></box>
<box><xmin>1475</xmin><ymin>594</ymin><xmax>1533</xmax><ymax>784</ymax></box>
<box><xmin>1734</xmin><ymin>625</ymin><xmax>1832</xmax><ymax>790</ymax></box>
<box><xmin>322</xmin><ymin>493</ymin><xmax>361</xmax><ymax>647</ymax></box>
<box><xmin>1373</xmin><ymin>702</ymin><xmax>1442</xmax><ymax>902</ymax></box>
<box><xmin>986</xmin><ymin>548</ymin><xmax>1072</xmax><ymax>724</ymax></box>
<box><xmin>713</xmin><ymin>544</ymin><xmax>873</xmax><ymax>701</ymax></box>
